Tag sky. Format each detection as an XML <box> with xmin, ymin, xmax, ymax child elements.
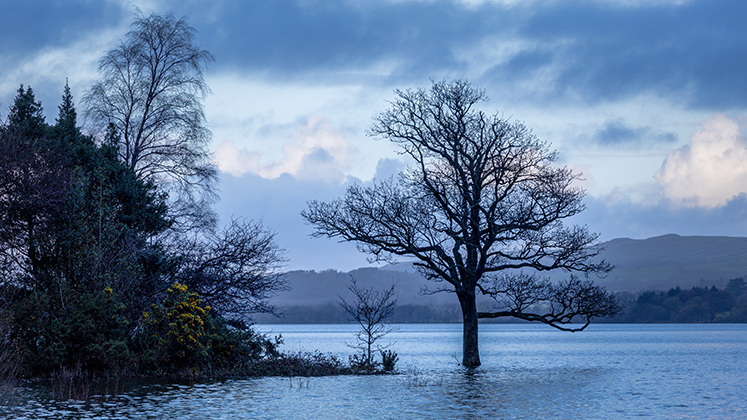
<box><xmin>2</xmin><ymin>0</ymin><xmax>747</xmax><ymax>271</ymax></box>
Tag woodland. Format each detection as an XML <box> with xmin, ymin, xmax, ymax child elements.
<box><xmin>0</xmin><ymin>13</ymin><xmax>341</xmax><ymax>384</ymax></box>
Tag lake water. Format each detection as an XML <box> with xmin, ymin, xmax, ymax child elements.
<box><xmin>4</xmin><ymin>323</ymin><xmax>746</xmax><ymax>419</ymax></box>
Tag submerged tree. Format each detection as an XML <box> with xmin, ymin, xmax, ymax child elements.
<box><xmin>339</xmin><ymin>279</ymin><xmax>397</xmax><ymax>373</ymax></box>
<box><xmin>303</xmin><ymin>80</ymin><xmax>621</xmax><ymax>367</ymax></box>
<box><xmin>84</xmin><ymin>12</ymin><xmax>217</xmax><ymax>232</ymax></box>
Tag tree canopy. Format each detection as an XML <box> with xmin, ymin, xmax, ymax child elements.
<box><xmin>304</xmin><ymin>80</ymin><xmax>621</xmax><ymax>367</ymax></box>
<box><xmin>1</xmin><ymin>64</ymin><xmax>285</xmax><ymax>379</ymax></box>
<box><xmin>84</xmin><ymin>11</ymin><xmax>217</xmax><ymax>232</ymax></box>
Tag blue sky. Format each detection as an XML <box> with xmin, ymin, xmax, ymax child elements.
<box><xmin>3</xmin><ymin>0</ymin><xmax>747</xmax><ymax>270</ymax></box>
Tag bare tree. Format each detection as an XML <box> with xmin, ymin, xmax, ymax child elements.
<box><xmin>84</xmin><ymin>12</ymin><xmax>217</xmax><ymax>232</ymax></box>
<box><xmin>174</xmin><ymin>219</ymin><xmax>288</xmax><ymax>319</ymax></box>
<box><xmin>303</xmin><ymin>80</ymin><xmax>621</xmax><ymax>367</ymax></box>
<box><xmin>339</xmin><ymin>279</ymin><xmax>397</xmax><ymax>373</ymax></box>
<box><xmin>479</xmin><ymin>274</ymin><xmax>622</xmax><ymax>331</ymax></box>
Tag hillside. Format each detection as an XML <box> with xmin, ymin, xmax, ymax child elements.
<box><xmin>597</xmin><ymin>234</ymin><xmax>747</xmax><ymax>291</ymax></box>
<box><xmin>253</xmin><ymin>234</ymin><xmax>747</xmax><ymax>323</ymax></box>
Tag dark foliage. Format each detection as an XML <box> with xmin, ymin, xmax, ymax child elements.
<box><xmin>174</xmin><ymin>219</ymin><xmax>287</xmax><ymax>319</ymax></box>
<box><xmin>609</xmin><ymin>279</ymin><xmax>747</xmax><ymax>323</ymax></box>
<box><xmin>0</xmin><ymin>83</ymin><xmax>288</xmax><ymax>381</ymax></box>
<box><xmin>0</xmin><ymin>308</ymin><xmax>21</xmax><ymax>406</ymax></box>
<box><xmin>247</xmin><ymin>351</ymin><xmax>351</xmax><ymax>377</ymax></box>
<box><xmin>0</xmin><ymin>84</ymin><xmax>171</xmax><ymax>377</ymax></box>
<box><xmin>380</xmin><ymin>349</ymin><xmax>398</xmax><ymax>373</ymax></box>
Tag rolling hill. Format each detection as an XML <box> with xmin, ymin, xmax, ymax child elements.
<box><xmin>597</xmin><ymin>234</ymin><xmax>747</xmax><ymax>291</ymax></box>
<box><xmin>253</xmin><ymin>234</ymin><xmax>747</xmax><ymax>323</ymax></box>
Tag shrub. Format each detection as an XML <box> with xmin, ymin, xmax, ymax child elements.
<box><xmin>381</xmin><ymin>350</ymin><xmax>398</xmax><ymax>373</ymax></box>
<box><xmin>139</xmin><ymin>283</ymin><xmax>211</xmax><ymax>374</ymax></box>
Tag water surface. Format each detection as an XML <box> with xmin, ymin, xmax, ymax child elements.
<box><xmin>5</xmin><ymin>324</ymin><xmax>746</xmax><ymax>419</ymax></box>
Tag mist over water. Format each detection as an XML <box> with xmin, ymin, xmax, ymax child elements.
<box><xmin>6</xmin><ymin>324</ymin><xmax>746</xmax><ymax>419</ymax></box>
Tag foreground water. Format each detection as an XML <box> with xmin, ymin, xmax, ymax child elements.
<box><xmin>4</xmin><ymin>324</ymin><xmax>746</xmax><ymax>419</ymax></box>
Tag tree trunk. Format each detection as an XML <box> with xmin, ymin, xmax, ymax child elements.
<box><xmin>458</xmin><ymin>291</ymin><xmax>481</xmax><ymax>367</ymax></box>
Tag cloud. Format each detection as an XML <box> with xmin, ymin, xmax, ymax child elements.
<box><xmin>215</xmin><ymin>171</ymin><xmax>371</xmax><ymax>271</ymax></box>
<box><xmin>213</xmin><ymin>142</ymin><xmax>262</xmax><ymax>177</ymax></box>
<box><xmin>214</xmin><ymin>116</ymin><xmax>354</xmax><ymax>182</ymax></box>
<box><xmin>0</xmin><ymin>36</ymin><xmax>112</xmax><ymax>116</ymax></box>
<box><xmin>593</xmin><ymin>119</ymin><xmax>677</xmax><ymax>146</ymax></box>
<box><xmin>160</xmin><ymin>0</ymin><xmax>747</xmax><ymax>110</ymax></box>
<box><xmin>7</xmin><ymin>0</ymin><xmax>747</xmax><ymax>119</ymax></box>
<box><xmin>521</xmin><ymin>1</ymin><xmax>747</xmax><ymax>109</ymax></box>
<box><xmin>0</xmin><ymin>2</ymin><xmax>130</xmax><ymax>120</ymax></box>
<box><xmin>575</xmin><ymin>192</ymin><xmax>747</xmax><ymax>241</ymax></box>
<box><xmin>0</xmin><ymin>1</ymin><xmax>126</xmax><ymax>56</ymax></box>
<box><xmin>655</xmin><ymin>114</ymin><xmax>747</xmax><ymax>207</ymax></box>
<box><xmin>373</xmin><ymin>158</ymin><xmax>407</xmax><ymax>180</ymax></box>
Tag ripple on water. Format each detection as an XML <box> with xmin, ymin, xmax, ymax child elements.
<box><xmin>4</xmin><ymin>324</ymin><xmax>747</xmax><ymax>419</ymax></box>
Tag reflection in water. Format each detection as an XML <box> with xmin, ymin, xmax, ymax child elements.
<box><xmin>3</xmin><ymin>324</ymin><xmax>747</xmax><ymax>419</ymax></box>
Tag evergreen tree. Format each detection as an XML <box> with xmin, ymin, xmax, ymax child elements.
<box><xmin>0</xmin><ymin>85</ymin><xmax>66</xmax><ymax>282</ymax></box>
<box><xmin>2</xmin><ymin>83</ymin><xmax>285</xmax><ymax>377</ymax></box>
<box><xmin>55</xmin><ymin>80</ymin><xmax>77</xmax><ymax>135</ymax></box>
<box><xmin>7</xmin><ymin>84</ymin><xmax>47</xmax><ymax>140</ymax></box>
<box><xmin>1</xmin><ymin>84</ymin><xmax>172</xmax><ymax>375</ymax></box>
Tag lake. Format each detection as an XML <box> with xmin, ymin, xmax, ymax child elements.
<box><xmin>4</xmin><ymin>323</ymin><xmax>746</xmax><ymax>419</ymax></box>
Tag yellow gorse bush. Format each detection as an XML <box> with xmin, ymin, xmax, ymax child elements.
<box><xmin>142</xmin><ymin>282</ymin><xmax>212</xmax><ymax>371</ymax></box>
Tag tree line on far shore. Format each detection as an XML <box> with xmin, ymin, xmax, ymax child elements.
<box><xmin>254</xmin><ymin>278</ymin><xmax>747</xmax><ymax>325</ymax></box>
<box><xmin>607</xmin><ymin>278</ymin><xmax>747</xmax><ymax>323</ymax></box>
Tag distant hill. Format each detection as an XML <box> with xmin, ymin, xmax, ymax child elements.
<box><xmin>253</xmin><ymin>234</ymin><xmax>747</xmax><ymax>323</ymax></box>
<box><xmin>597</xmin><ymin>234</ymin><xmax>747</xmax><ymax>291</ymax></box>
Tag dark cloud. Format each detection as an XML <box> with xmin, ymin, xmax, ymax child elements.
<box><xmin>518</xmin><ymin>1</ymin><xmax>747</xmax><ymax>109</ymax></box>
<box><xmin>170</xmin><ymin>0</ymin><xmax>747</xmax><ymax>109</ymax></box>
<box><xmin>170</xmin><ymin>0</ymin><xmax>510</xmax><ymax>83</ymax></box>
<box><xmin>0</xmin><ymin>2</ymin><xmax>127</xmax><ymax>120</ymax></box>
<box><xmin>0</xmin><ymin>1</ymin><xmax>126</xmax><ymax>56</ymax></box>
<box><xmin>596</xmin><ymin>120</ymin><xmax>644</xmax><ymax>145</ymax></box>
<box><xmin>594</xmin><ymin>119</ymin><xmax>677</xmax><ymax>146</ymax></box>
<box><xmin>6</xmin><ymin>1</ymin><xmax>747</xmax><ymax>110</ymax></box>
<box><xmin>575</xmin><ymin>193</ymin><xmax>747</xmax><ymax>241</ymax></box>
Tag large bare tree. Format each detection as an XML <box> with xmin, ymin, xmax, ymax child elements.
<box><xmin>303</xmin><ymin>80</ymin><xmax>621</xmax><ymax>367</ymax></box>
<box><xmin>84</xmin><ymin>12</ymin><xmax>217</xmax><ymax>232</ymax></box>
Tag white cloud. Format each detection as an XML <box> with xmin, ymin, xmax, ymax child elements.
<box><xmin>213</xmin><ymin>141</ymin><xmax>262</xmax><ymax>177</ymax></box>
<box><xmin>655</xmin><ymin>114</ymin><xmax>747</xmax><ymax>207</ymax></box>
<box><xmin>204</xmin><ymin>73</ymin><xmax>395</xmax><ymax>180</ymax></box>
<box><xmin>214</xmin><ymin>116</ymin><xmax>354</xmax><ymax>182</ymax></box>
